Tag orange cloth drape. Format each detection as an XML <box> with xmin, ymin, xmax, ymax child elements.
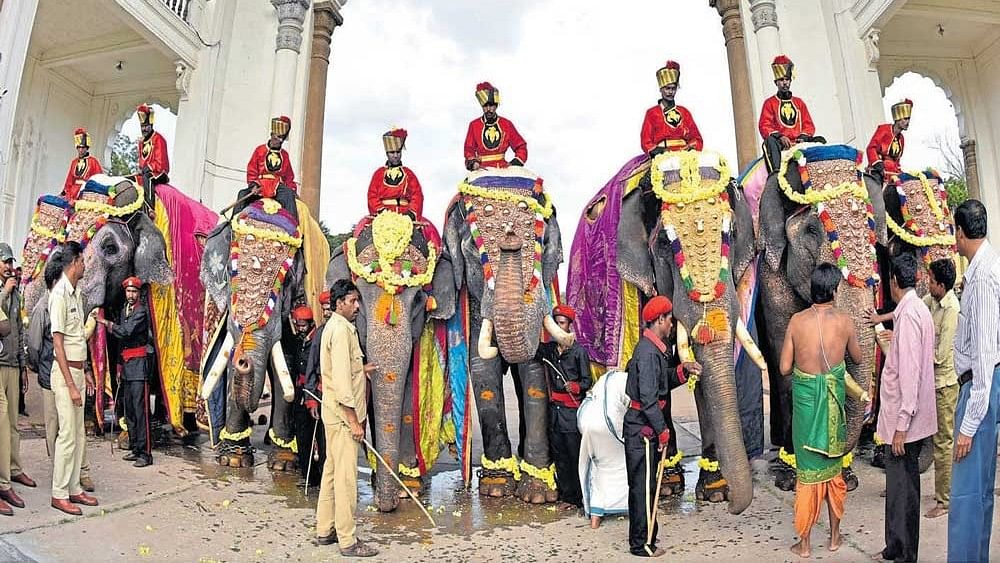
<box><xmin>794</xmin><ymin>474</ymin><xmax>847</xmax><ymax>538</ymax></box>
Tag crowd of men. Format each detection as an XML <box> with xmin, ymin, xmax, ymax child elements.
<box><xmin>0</xmin><ymin>52</ymin><xmax>995</xmax><ymax>562</ymax></box>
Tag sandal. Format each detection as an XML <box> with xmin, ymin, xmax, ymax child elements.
<box><xmin>340</xmin><ymin>540</ymin><xmax>379</xmax><ymax>558</ymax></box>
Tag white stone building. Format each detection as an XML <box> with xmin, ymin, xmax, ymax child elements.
<box><xmin>0</xmin><ymin>0</ymin><xmax>343</xmax><ymax>249</ymax></box>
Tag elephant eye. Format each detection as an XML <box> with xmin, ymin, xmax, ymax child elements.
<box><xmin>102</xmin><ymin>240</ymin><xmax>118</xmax><ymax>256</ymax></box>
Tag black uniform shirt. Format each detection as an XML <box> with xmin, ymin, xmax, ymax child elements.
<box><xmin>111</xmin><ymin>302</ymin><xmax>150</xmax><ymax>382</ymax></box>
<box><xmin>537</xmin><ymin>340</ymin><xmax>592</xmax><ymax>433</ymax></box>
<box><xmin>623</xmin><ymin>329</ymin><xmax>684</xmax><ymax>437</ymax></box>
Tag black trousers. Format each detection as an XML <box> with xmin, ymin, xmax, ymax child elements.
<box><xmin>762</xmin><ymin>134</ymin><xmax>827</xmax><ymax>174</ymax></box>
<box><xmin>884</xmin><ymin>441</ymin><xmax>922</xmax><ymax>562</ymax></box>
<box><xmin>625</xmin><ymin>430</ymin><xmax>659</xmax><ymax>556</ymax></box>
<box><xmin>549</xmin><ymin>428</ymin><xmax>583</xmax><ymax>506</ymax></box>
<box><xmin>124</xmin><ymin>380</ymin><xmax>151</xmax><ymax>460</ymax></box>
<box><xmin>293</xmin><ymin>401</ymin><xmax>326</xmax><ymax>486</ymax></box>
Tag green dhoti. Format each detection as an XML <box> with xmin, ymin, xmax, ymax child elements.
<box><xmin>792</xmin><ymin>362</ymin><xmax>847</xmax><ymax>484</ymax></box>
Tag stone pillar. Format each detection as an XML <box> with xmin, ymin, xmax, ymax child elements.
<box><xmin>749</xmin><ymin>0</ymin><xmax>780</xmax><ymax>89</ymax></box>
<box><xmin>300</xmin><ymin>1</ymin><xmax>344</xmax><ymax>217</ymax></box>
<box><xmin>270</xmin><ymin>0</ymin><xmax>310</xmax><ymax>118</ymax></box>
<box><xmin>961</xmin><ymin>138</ymin><xmax>981</xmax><ymax>202</ymax></box>
<box><xmin>712</xmin><ymin>0</ymin><xmax>758</xmax><ymax>170</ymax></box>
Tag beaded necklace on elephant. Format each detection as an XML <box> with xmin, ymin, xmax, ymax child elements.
<box><xmin>778</xmin><ymin>147</ymin><xmax>879</xmax><ymax>288</ymax></box>
<box><xmin>886</xmin><ymin>169</ymin><xmax>956</xmax><ymax>267</ymax></box>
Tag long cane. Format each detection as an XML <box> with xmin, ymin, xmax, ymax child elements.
<box><xmin>646</xmin><ymin>441</ymin><xmax>669</xmax><ymax>550</ymax></box>
<box><xmin>304</xmin><ymin>417</ymin><xmax>319</xmax><ymax>495</ymax></box>
<box><xmin>363</xmin><ymin>438</ymin><xmax>437</xmax><ymax>528</ymax></box>
<box><xmin>218</xmin><ymin>189</ymin><xmax>260</xmax><ymax>218</ymax></box>
<box><xmin>540</xmin><ymin>358</ymin><xmax>580</xmax><ymax>407</ymax></box>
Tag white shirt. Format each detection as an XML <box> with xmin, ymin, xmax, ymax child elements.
<box><xmin>954</xmin><ymin>239</ymin><xmax>1000</xmax><ymax>437</ymax></box>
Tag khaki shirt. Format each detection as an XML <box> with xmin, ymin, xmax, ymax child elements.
<box><xmin>923</xmin><ymin>291</ymin><xmax>959</xmax><ymax>389</ymax></box>
<box><xmin>49</xmin><ymin>274</ymin><xmax>88</xmax><ymax>362</ymax></box>
<box><xmin>320</xmin><ymin>312</ymin><xmax>367</xmax><ymax>426</ymax></box>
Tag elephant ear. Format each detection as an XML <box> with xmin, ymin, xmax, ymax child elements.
<box><xmin>429</xmin><ymin>251</ymin><xmax>456</xmax><ymax>320</ymax></box>
<box><xmin>132</xmin><ymin>213</ymin><xmax>173</xmax><ymax>285</ymax></box>
<box><xmin>728</xmin><ymin>180</ymin><xmax>757</xmax><ymax>282</ymax></box>
<box><xmin>616</xmin><ymin>187</ymin><xmax>656</xmax><ymax>296</ymax></box>
<box><xmin>200</xmin><ymin>222</ymin><xmax>232</xmax><ymax>311</ymax></box>
<box><xmin>785</xmin><ymin>212</ymin><xmax>826</xmax><ymax>303</ymax></box>
<box><xmin>650</xmin><ymin>224</ymin><xmax>675</xmax><ymax>301</ymax></box>
<box><xmin>442</xmin><ymin>198</ymin><xmax>467</xmax><ymax>291</ymax></box>
<box><xmin>541</xmin><ymin>208</ymin><xmax>563</xmax><ymax>289</ymax></box>
<box><xmin>759</xmin><ymin>174</ymin><xmax>790</xmax><ymax>271</ymax></box>
<box><xmin>864</xmin><ymin>174</ymin><xmax>888</xmax><ymax>246</ymax></box>
<box><xmin>326</xmin><ymin>240</ymin><xmax>351</xmax><ymax>288</ymax></box>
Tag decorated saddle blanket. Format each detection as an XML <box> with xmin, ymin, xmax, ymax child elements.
<box><xmin>21</xmin><ymin>195</ymin><xmax>70</xmax><ymax>287</ymax></box>
<box><xmin>780</xmin><ymin>145</ymin><xmax>879</xmax><ymax>288</ymax></box>
<box><xmin>887</xmin><ymin>169</ymin><xmax>955</xmax><ymax>266</ymax></box>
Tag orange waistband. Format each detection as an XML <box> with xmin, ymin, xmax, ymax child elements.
<box><xmin>479</xmin><ymin>154</ymin><xmax>506</xmax><ymax>162</ymax></box>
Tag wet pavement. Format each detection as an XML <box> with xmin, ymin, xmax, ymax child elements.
<box><xmin>1</xmin><ymin>380</ymin><xmax>998</xmax><ymax>561</ymax></box>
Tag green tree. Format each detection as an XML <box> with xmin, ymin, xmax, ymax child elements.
<box><xmin>108</xmin><ymin>133</ymin><xmax>138</xmax><ymax>176</ymax></box>
<box><xmin>944</xmin><ymin>177</ymin><xmax>969</xmax><ymax>209</ymax></box>
<box><xmin>318</xmin><ymin>220</ymin><xmax>351</xmax><ymax>253</ymax></box>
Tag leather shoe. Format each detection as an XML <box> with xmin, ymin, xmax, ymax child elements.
<box><xmin>0</xmin><ymin>498</ymin><xmax>12</xmax><ymax>516</ymax></box>
<box><xmin>0</xmin><ymin>488</ymin><xmax>24</xmax><ymax>508</ymax></box>
<box><xmin>122</xmin><ymin>452</ymin><xmax>139</xmax><ymax>462</ymax></box>
<box><xmin>317</xmin><ymin>532</ymin><xmax>339</xmax><ymax>545</ymax></box>
<box><xmin>79</xmin><ymin>476</ymin><xmax>96</xmax><ymax>492</ymax></box>
<box><xmin>69</xmin><ymin>492</ymin><xmax>98</xmax><ymax>506</ymax></box>
<box><xmin>51</xmin><ymin>498</ymin><xmax>82</xmax><ymax>516</ymax></box>
<box><xmin>133</xmin><ymin>457</ymin><xmax>152</xmax><ymax>468</ymax></box>
<box><xmin>11</xmin><ymin>473</ymin><xmax>36</xmax><ymax>488</ymax></box>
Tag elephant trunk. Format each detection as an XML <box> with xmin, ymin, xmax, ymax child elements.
<box><xmin>493</xmin><ymin>242</ymin><xmax>533</xmax><ymax>364</ymax></box>
<box><xmin>838</xmin><ymin>284</ymin><xmax>877</xmax><ymax>451</ymax></box>
<box><xmin>700</xmin><ymin>335</ymin><xmax>753</xmax><ymax>514</ymax></box>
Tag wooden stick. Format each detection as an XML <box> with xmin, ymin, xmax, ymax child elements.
<box><xmin>646</xmin><ymin>442</ymin><xmax>669</xmax><ymax>549</ymax></box>
<box><xmin>304</xmin><ymin>417</ymin><xmax>319</xmax><ymax>496</ymax></box>
<box><xmin>363</xmin><ymin>437</ymin><xmax>437</xmax><ymax>528</ymax></box>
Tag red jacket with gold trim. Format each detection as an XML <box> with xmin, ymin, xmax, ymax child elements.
<box><xmin>758</xmin><ymin>95</ymin><xmax>816</xmax><ymax>140</ymax></box>
<box><xmin>367</xmin><ymin>165</ymin><xmax>424</xmax><ymax>216</ymax></box>
<box><xmin>463</xmin><ymin>116</ymin><xmax>527</xmax><ymax>168</ymax></box>
<box><xmin>63</xmin><ymin>155</ymin><xmax>103</xmax><ymax>201</ymax></box>
<box><xmin>640</xmin><ymin>103</ymin><xmax>704</xmax><ymax>154</ymax></box>
<box><xmin>866</xmin><ymin>123</ymin><xmax>904</xmax><ymax>175</ymax></box>
<box><xmin>137</xmin><ymin>131</ymin><xmax>170</xmax><ymax>180</ymax></box>
<box><xmin>246</xmin><ymin>144</ymin><xmax>298</xmax><ymax>191</ymax></box>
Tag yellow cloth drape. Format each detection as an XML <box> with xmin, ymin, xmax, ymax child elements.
<box><xmin>295</xmin><ymin>199</ymin><xmax>331</xmax><ymax>321</ymax></box>
<box><xmin>416</xmin><ymin>322</ymin><xmax>447</xmax><ymax>474</ymax></box>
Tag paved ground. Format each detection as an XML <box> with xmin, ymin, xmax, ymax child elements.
<box><xmin>0</xmin><ymin>379</ymin><xmax>997</xmax><ymax>562</ymax></box>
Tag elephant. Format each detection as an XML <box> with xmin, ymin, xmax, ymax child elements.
<box><xmin>616</xmin><ymin>150</ymin><xmax>762</xmax><ymax>514</ymax></box>
<box><xmin>442</xmin><ymin>166</ymin><xmax>575</xmax><ymax>503</ymax></box>
<box><xmin>200</xmin><ymin>196</ymin><xmax>305</xmax><ymax>468</ymax></box>
<box><xmin>325</xmin><ymin>211</ymin><xmax>456</xmax><ymax>512</ymax></box>
<box><xmin>757</xmin><ymin>144</ymin><xmax>886</xmax><ymax>491</ymax></box>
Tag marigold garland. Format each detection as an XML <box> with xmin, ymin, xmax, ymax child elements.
<box><xmin>697</xmin><ymin>457</ymin><xmax>720</xmax><ymax>472</ymax></box>
<box><xmin>660</xmin><ymin>450</ymin><xmax>684</xmax><ymax>469</ymax></box>
<box><xmin>481</xmin><ymin>454</ymin><xmax>521</xmax><ymax>480</ymax></box>
<box><xmin>886</xmin><ymin>170</ymin><xmax>955</xmax><ymax>260</ymax></box>
<box><xmin>398</xmin><ymin>464</ymin><xmax>421</xmax><ymax>478</ymax></box>
<box><xmin>371</xmin><ymin>211</ymin><xmax>414</xmax><ymax>263</ymax></box>
<box><xmin>519</xmin><ymin>459</ymin><xmax>557</xmax><ymax>490</ymax></box>
<box><xmin>232</xmin><ymin>216</ymin><xmax>303</xmax><ymax>249</ymax></box>
<box><xmin>74</xmin><ymin>183</ymin><xmax>145</xmax><ymax>217</ymax></box>
<box><xmin>778</xmin><ymin>447</ymin><xmax>797</xmax><ymax>469</ymax></box>
<box><xmin>457</xmin><ymin>181</ymin><xmax>554</xmax><ymax>219</ymax></box>
<box><xmin>346</xmin><ymin>238</ymin><xmax>437</xmax><ymax>295</ymax></box>
<box><xmin>841</xmin><ymin>451</ymin><xmax>854</xmax><ymax>468</ymax></box>
<box><xmin>268</xmin><ymin>428</ymin><xmax>298</xmax><ymax>453</ymax></box>
<box><xmin>220</xmin><ymin>426</ymin><xmax>253</xmax><ymax>442</ymax></box>
<box><xmin>650</xmin><ymin>151</ymin><xmax>732</xmax><ymax>204</ymax></box>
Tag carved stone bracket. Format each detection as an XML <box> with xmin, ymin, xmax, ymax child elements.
<box><xmin>749</xmin><ymin>0</ymin><xmax>778</xmax><ymax>32</ymax></box>
<box><xmin>175</xmin><ymin>60</ymin><xmax>192</xmax><ymax>100</ymax></box>
<box><xmin>312</xmin><ymin>1</ymin><xmax>344</xmax><ymax>64</ymax></box>
<box><xmin>272</xmin><ymin>0</ymin><xmax>311</xmax><ymax>53</ymax></box>
<box><xmin>864</xmin><ymin>28</ymin><xmax>881</xmax><ymax>71</ymax></box>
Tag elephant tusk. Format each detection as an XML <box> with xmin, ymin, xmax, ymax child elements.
<box><xmin>675</xmin><ymin>321</ymin><xmax>695</xmax><ymax>364</ymax></box>
<box><xmin>477</xmin><ymin>319</ymin><xmax>499</xmax><ymax>360</ymax></box>
<box><xmin>201</xmin><ymin>331</ymin><xmax>235</xmax><ymax>400</ymax></box>
<box><xmin>270</xmin><ymin>341</ymin><xmax>296</xmax><ymax>403</ymax></box>
<box><xmin>736</xmin><ymin>317</ymin><xmax>768</xmax><ymax>372</ymax></box>
<box><xmin>874</xmin><ymin>322</ymin><xmax>890</xmax><ymax>355</ymax></box>
<box><xmin>543</xmin><ymin>315</ymin><xmax>576</xmax><ymax>348</ymax></box>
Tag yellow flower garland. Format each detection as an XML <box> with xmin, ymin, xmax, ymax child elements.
<box><xmin>268</xmin><ymin>428</ymin><xmax>298</xmax><ymax>453</ymax></box>
<box><xmin>885</xmin><ymin>216</ymin><xmax>955</xmax><ymax>247</ymax></box>
<box><xmin>74</xmin><ymin>184</ymin><xmax>145</xmax><ymax>217</ymax></box>
<box><xmin>841</xmin><ymin>451</ymin><xmax>853</xmax><ymax>468</ymax></box>
<box><xmin>778</xmin><ymin>447</ymin><xmax>797</xmax><ymax>469</ymax></box>
<box><xmin>31</xmin><ymin>223</ymin><xmax>65</xmax><ymax>242</ymax></box>
<box><xmin>650</xmin><ymin>150</ymin><xmax>732</xmax><ymax>204</ymax></box>
<box><xmin>520</xmin><ymin>459</ymin><xmax>557</xmax><ymax>490</ymax></box>
<box><xmin>481</xmin><ymin>454</ymin><xmax>521</xmax><ymax>480</ymax></box>
<box><xmin>346</xmin><ymin>238</ymin><xmax>437</xmax><ymax>294</ymax></box>
<box><xmin>457</xmin><ymin>181</ymin><xmax>554</xmax><ymax>219</ymax></box>
<box><xmin>398</xmin><ymin>464</ymin><xmax>421</xmax><ymax>478</ymax></box>
<box><xmin>231</xmin><ymin>217</ymin><xmax>303</xmax><ymax>248</ymax></box>
<box><xmin>697</xmin><ymin>457</ymin><xmax>720</xmax><ymax>472</ymax></box>
<box><xmin>777</xmin><ymin>154</ymin><xmax>869</xmax><ymax>206</ymax></box>
<box><xmin>220</xmin><ymin>427</ymin><xmax>253</xmax><ymax>442</ymax></box>
<box><xmin>912</xmin><ymin>170</ymin><xmax>945</xmax><ymax>221</ymax></box>
<box><xmin>660</xmin><ymin>450</ymin><xmax>684</xmax><ymax>469</ymax></box>
<box><xmin>372</xmin><ymin>211</ymin><xmax>414</xmax><ymax>263</ymax></box>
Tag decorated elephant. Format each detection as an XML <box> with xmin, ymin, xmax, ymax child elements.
<box><xmin>443</xmin><ymin>166</ymin><xmax>574</xmax><ymax>503</ymax></box>
<box><xmin>20</xmin><ymin>175</ymin><xmax>216</xmax><ymax>436</ymax></box>
<box><xmin>757</xmin><ymin>144</ymin><xmax>886</xmax><ymax>491</ymax></box>
<box><xmin>615</xmin><ymin>150</ymin><xmax>763</xmax><ymax>514</ymax></box>
<box><xmin>200</xmin><ymin>197</ymin><xmax>307</xmax><ymax>468</ymax></box>
<box><xmin>326</xmin><ymin>210</ymin><xmax>455</xmax><ymax>512</ymax></box>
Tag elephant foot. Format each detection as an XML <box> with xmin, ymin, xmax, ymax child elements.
<box><xmin>217</xmin><ymin>441</ymin><xmax>255</xmax><ymax>468</ymax></box>
<box><xmin>397</xmin><ymin>477</ymin><xmax>423</xmax><ymax>499</ymax></box>
<box><xmin>772</xmin><ymin>459</ymin><xmax>797</xmax><ymax>492</ymax></box>
<box><xmin>660</xmin><ymin>466</ymin><xmax>685</xmax><ymax>497</ymax></box>
<box><xmin>477</xmin><ymin>468</ymin><xmax>517</xmax><ymax>498</ymax></box>
<box><xmin>841</xmin><ymin>466</ymin><xmax>859</xmax><ymax>492</ymax></box>
<box><xmin>695</xmin><ymin>469</ymin><xmax>729</xmax><ymax>503</ymax></box>
<box><xmin>516</xmin><ymin>474</ymin><xmax>557</xmax><ymax>505</ymax></box>
<box><xmin>268</xmin><ymin>448</ymin><xmax>299</xmax><ymax>472</ymax></box>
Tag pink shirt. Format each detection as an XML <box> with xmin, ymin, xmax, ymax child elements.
<box><xmin>877</xmin><ymin>289</ymin><xmax>938</xmax><ymax>443</ymax></box>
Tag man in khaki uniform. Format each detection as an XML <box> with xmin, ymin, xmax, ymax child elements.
<box><xmin>922</xmin><ymin>258</ymin><xmax>960</xmax><ymax>519</ymax></box>
<box><xmin>0</xmin><ymin>242</ymin><xmax>36</xmax><ymax>514</ymax></box>
<box><xmin>314</xmin><ymin>279</ymin><xmax>378</xmax><ymax>557</ymax></box>
<box><xmin>48</xmin><ymin>242</ymin><xmax>99</xmax><ymax>515</ymax></box>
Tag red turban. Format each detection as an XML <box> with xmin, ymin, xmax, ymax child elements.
<box><xmin>318</xmin><ymin>291</ymin><xmax>331</xmax><ymax>305</ymax></box>
<box><xmin>642</xmin><ymin>296</ymin><xmax>673</xmax><ymax>323</ymax></box>
<box><xmin>291</xmin><ymin>305</ymin><xmax>313</xmax><ymax>321</ymax></box>
<box><xmin>121</xmin><ymin>276</ymin><xmax>142</xmax><ymax>289</ymax></box>
<box><xmin>552</xmin><ymin>304</ymin><xmax>576</xmax><ymax>322</ymax></box>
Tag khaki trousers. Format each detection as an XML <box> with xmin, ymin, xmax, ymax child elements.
<box><xmin>315</xmin><ymin>423</ymin><xmax>359</xmax><ymax>548</ymax></box>
<box><xmin>42</xmin><ymin>388</ymin><xmax>89</xmax><ymax>477</ymax></box>
<box><xmin>0</xmin><ymin>366</ymin><xmax>23</xmax><ymax>490</ymax></box>
<box><xmin>51</xmin><ymin>364</ymin><xmax>85</xmax><ymax>499</ymax></box>
<box><xmin>932</xmin><ymin>383</ymin><xmax>958</xmax><ymax>507</ymax></box>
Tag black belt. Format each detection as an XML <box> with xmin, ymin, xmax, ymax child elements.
<box><xmin>959</xmin><ymin>370</ymin><xmax>973</xmax><ymax>386</ymax></box>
